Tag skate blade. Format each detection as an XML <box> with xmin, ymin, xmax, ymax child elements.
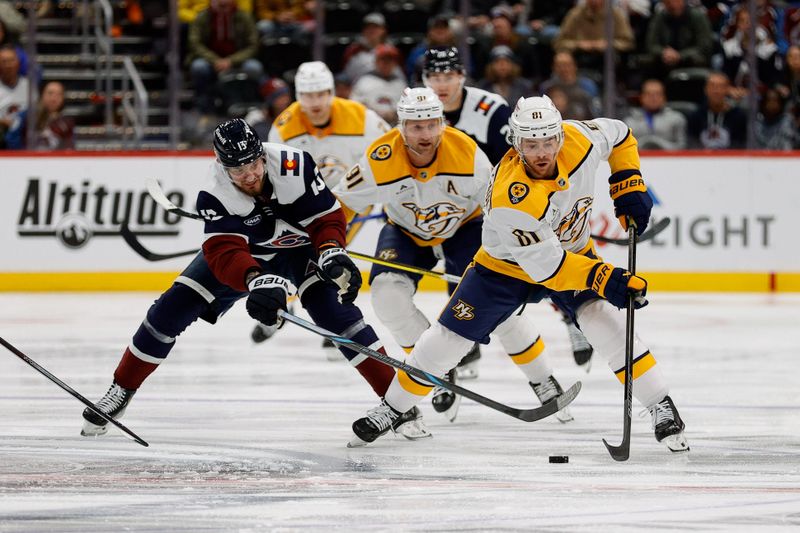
<box><xmin>555</xmin><ymin>406</ymin><xmax>574</xmax><ymax>424</ymax></box>
<box><xmin>441</xmin><ymin>394</ymin><xmax>461</xmax><ymax>423</ymax></box>
<box><xmin>455</xmin><ymin>365</ymin><xmax>478</xmax><ymax>380</ymax></box>
<box><xmin>662</xmin><ymin>432</ymin><xmax>690</xmax><ymax>453</ymax></box>
<box><xmin>347</xmin><ymin>434</ymin><xmax>370</xmax><ymax>448</ymax></box>
<box><xmin>80</xmin><ymin>420</ymin><xmax>108</xmax><ymax>437</ymax></box>
<box><xmin>395</xmin><ymin>420</ymin><xmax>433</xmax><ymax>440</ymax></box>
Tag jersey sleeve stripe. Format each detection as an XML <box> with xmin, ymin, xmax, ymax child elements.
<box><xmin>204</xmin><ymin>232</ymin><xmax>249</xmax><ymax>242</ymax></box>
<box><xmin>567</xmin><ymin>144</ymin><xmax>594</xmax><ymax>177</ymax></box>
<box><xmin>613</xmin><ymin>128</ymin><xmax>632</xmax><ymax>148</ymax></box>
<box><xmin>297</xmin><ymin>200</ymin><xmax>342</xmax><ymax>227</ymax></box>
<box><xmin>536</xmin><ymin>250</ymin><xmax>567</xmax><ymax>283</ymax></box>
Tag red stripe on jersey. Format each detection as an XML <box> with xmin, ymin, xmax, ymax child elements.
<box><xmin>202</xmin><ymin>234</ymin><xmax>261</xmax><ymax>292</ymax></box>
<box><xmin>304</xmin><ymin>209</ymin><xmax>347</xmax><ymax>253</ymax></box>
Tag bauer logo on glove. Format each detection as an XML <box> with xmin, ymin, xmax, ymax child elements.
<box><xmin>608</xmin><ymin>170</ymin><xmax>653</xmax><ymax>235</ymax></box>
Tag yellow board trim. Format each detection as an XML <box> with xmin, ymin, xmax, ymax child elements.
<box><xmin>397</xmin><ymin>369</ymin><xmax>433</xmax><ymax>396</ymax></box>
<box><xmin>615</xmin><ymin>352</ymin><xmax>656</xmax><ymax>383</ymax></box>
<box><xmin>508</xmin><ymin>337</ymin><xmax>544</xmax><ymax>365</ymax></box>
<box><xmin>1</xmin><ymin>272</ymin><xmax>799</xmax><ymax>293</ymax></box>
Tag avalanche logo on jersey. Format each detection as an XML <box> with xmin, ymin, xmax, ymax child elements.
<box><xmin>557</xmin><ymin>197</ymin><xmax>593</xmax><ymax>244</ymax></box>
<box><xmin>370</xmin><ymin>144</ymin><xmax>392</xmax><ymax>161</ymax></box>
<box><xmin>508</xmin><ymin>182</ymin><xmax>529</xmax><ymax>204</ymax></box>
<box><xmin>316</xmin><ymin>154</ymin><xmax>348</xmax><ymax>184</ymax></box>
<box><xmin>402</xmin><ymin>202</ymin><xmax>466</xmax><ymax>236</ymax></box>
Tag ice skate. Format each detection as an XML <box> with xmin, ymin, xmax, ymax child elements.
<box><xmin>81</xmin><ymin>381</ymin><xmax>136</xmax><ymax>436</ymax></box>
<box><xmin>564</xmin><ymin>317</ymin><xmax>593</xmax><ymax>371</ymax></box>
<box><xmin>455</xmin><ymin>343</ymin><xmax>481</xmax><ymax>380</ymax></box>
<box><xmin>431</xmin><ymin>368</ymin><xmax>460</xmax><ymax>422</ymax></box>
<box><xmin>392</xmin><ymin>406</ymin><xmax>432</xmax><ymax>440</ymax></box>
<box><xmin>321</xmin><ymin>338</ymin><xmax>346</xmax><ymax>361</ymax></box>
<box><xmin>348</xmin><ymin>400</ymin><xmax>402</xmax><ymax>447</ymax></box>
<box><xmin>530</xmin><ymin>376</ymin><xmax>574</xmax><ymax>423</ymax></box>
<box><xmin>647</xmin><ymin>395</ymin><xmax>689</xmax><ymax>453</ymax></box>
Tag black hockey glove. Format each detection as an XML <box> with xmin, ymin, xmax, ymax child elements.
<box><xmin>609</xmin><ymin>170</ymin><xmax>652</xmax><ymax>235</ymax></box>
<box><xmin>319</xmin><ymin>244</ymin><xmax>362</xmax><ymax>304</ymax></box>
<box><xmin>246</xmin><ymin>273</ymin><xmax>295</xmax><ymax>327</ymax></box>
<box><xmin>588</xmin><ymin>262</ymin><xmax>649</xmax><ymax>310</ymax></box>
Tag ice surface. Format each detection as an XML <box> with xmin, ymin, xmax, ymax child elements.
<box><xmin>1</xmin><ymin>291</ymin><xmax>799</xmax><ymax>532</ymax></box>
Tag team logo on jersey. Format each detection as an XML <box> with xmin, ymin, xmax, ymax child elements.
<box><xmin>276</xmin><ymin>110</ymin><xmax>291</xmax><ymax>127</ymax></box>
<box><xmin>378</xmin><ymin>248</ymin><xmax>398</xmax><ymax>261</ymax></box>
<box><xmin>244</xmin><ymin>215</ymin><xmax>262</xmax><ymax>226</ymax></box>
<box><xmin>370</xmin><ymin>144</ymin><xmax>392</xmax><ymax>161</ymax></box>
<box><xmin>557</xmin><ymin>197</ymin><xmax>593</xmax><ymax>244</ymax></box>
<box><xmin>451</xmin><ymin>299</ymin><xmax>475</xmax><ymax>321</ymax></box>
<box><xmin>317</xmin><ymin>155</ymin><xmax>348</xmax><ymax>184</ymax></box>
<box><xmin>508</xmin><ymin>182</ymin><xmax>529</xmax><ymax>204</ymax></box>
<box><xmin>281</xmin><ymin>150</ymin><xmax>301</xmax><ymax>176</ymax></box>
<box><xmin>402</xmin><ymin>202</ymin><xmax>466</xmax><ymax>236</ymax></box>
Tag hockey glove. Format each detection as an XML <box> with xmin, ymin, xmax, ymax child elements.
<box><xmin>246</xmin><ymin>273</ymin><xmax>296</xmax><ymax>327</ymax></box>
<box><xmin>609</xmin><ymin>170</ymin><xmax>652</xmax><ymax>235</ymax></box>
<box><xmin>588</xmin><ymin>262</ymin><xmax>648</xmax><ymax>310</ymax></box>
<box><xmin>319</xmin><ymin>243</ymin><xmax>362</xmax><ymax>304</ymax></box>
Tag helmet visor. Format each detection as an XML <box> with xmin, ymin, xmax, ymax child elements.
<box><xmin>516</xmin><ymin>135</ymin><xmax>562</xmax><ymax>157</ymax></box>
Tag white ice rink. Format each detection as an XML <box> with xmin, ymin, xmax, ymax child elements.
<box><xmin>1</xmin><ymin>291</ymin><xmax>799</xmax><ymax>532</ymax></box>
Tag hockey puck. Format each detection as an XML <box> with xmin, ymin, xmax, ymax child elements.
<box><xmin>548</xmin><ymin>455</ymin><xmax>569</xmax><ymax>463</ymax></box>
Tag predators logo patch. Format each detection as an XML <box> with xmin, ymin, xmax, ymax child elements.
<box><xmin>451</xmin><ymin>299</ymin><xmax>475</xmax><ymax>320</ymax></box>
<box><xmin>370</xmin><ymin>144</ymin><xmax>392</xmax><ymax>161</ymax></box>
<box><xmin>403</xmin><ymin>202</ymin><xmax>466</xmax><ymax>236</ymax></box>
<box><xmin>508</xmin><ymin>182</ymin><xmax>529</xmax><ymax>204</ymax></box>
<box><xmin>378</xmin><ymin>248</ymin><xmax>398</xmax><ymax>261</ymax></box>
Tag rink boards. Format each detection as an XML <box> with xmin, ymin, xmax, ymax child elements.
<box><xmin>0</xmin><ymin>150</ymin><xmax>798</xmax><ymax>292</ymax></box>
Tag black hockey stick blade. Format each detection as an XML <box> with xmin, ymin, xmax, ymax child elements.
<box><xmin>592</xmin><ymin>217</ymin><xmax>670</xmax><ymax>246</ymax></box>
<box><xmin>0</xmin><ymin>336</ymin><xmax>149</xmax><ymax>447</ymax></box>
<box><xmin>146</xmin><ymin>177</ymin><xmax>204</xmax><ymax>220</ymax></box>
<box><xmin>120</xmin><ymin>222</ymin><xmax>199</xmax><ymax>262</ymax></box>
<box><xmin>278</xmin><ymin>310</ymin><xmax>581</xmax><ymax>423</ymax></box>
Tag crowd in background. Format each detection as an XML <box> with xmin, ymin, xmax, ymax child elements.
<box><xmin>2</xmin><ymin>0</ymin><xmax>800</xmax><ymax>150</ymax></box>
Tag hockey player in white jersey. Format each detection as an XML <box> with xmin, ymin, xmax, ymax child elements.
<box><xmin>349</xmin><ymin>96</ymin><xmax>689</xmax><ymax>454</ymax></box>
<box><xmin>422</xmin><ymin>45</ymin><xmax>595</xmax><ymax>385</ymax></box>
<box><xmin>253</xmin><ymin>61</ymin><xmax>390</xmax><ymax>345</ymax></box>
<box><xmin>333</xmin><ymin>87</ymin><xmax>568</xmax><ymax>423</ymax></box>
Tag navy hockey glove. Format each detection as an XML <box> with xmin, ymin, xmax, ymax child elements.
<box><xmin>588</xmin><ymin>262</ymin><xmax>649</xmax><ymax>310</ymax></box>
<box><xmin>319</xmin><ymin>244</ymin><xmax>362</xmax><ymax>304</ymax></box>
<box><xmin>246</xmin><ymin>273</ymin><xmax>296</xmax><ymax>327</ymax></box>
<box><xmin>609</xmin><ymin>170</ymin><xmax>652</xmax><ymax>235</ymax></box>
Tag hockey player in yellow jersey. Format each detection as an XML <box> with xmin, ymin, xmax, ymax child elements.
<box><xmin>253</xmin><ymin>61</ymin><xmax>389</xmax><ymax>346</ymax></box>
<box><xmin>349</xmin><ymin>95</ymin><xmax>689</xmax><ymax>454</ymax></box>
<box><xmin>335</xmin><ymin>87</ymin><xmax>572</xmax><ymax>426</ymax></box>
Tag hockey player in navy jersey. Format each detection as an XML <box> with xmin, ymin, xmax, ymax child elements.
<box><xmin>80</xmin><ymin>119</ymin><xmax>430</xmax><ymax>441</ymax></box>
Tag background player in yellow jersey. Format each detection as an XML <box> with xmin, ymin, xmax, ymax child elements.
<box><xmin>253</xmin><ymin>61</ymin><xmax>390</xmax><ymax>346</ymax></box>
<box><xmin>349</xmin><ymin>95</ymin><xmax>689</xmax><ymax>454</ymax></box>
<box><xmin>334</xmin><ymin>88</ymin><xmax>573</xmax><ymax>424</ymax></box>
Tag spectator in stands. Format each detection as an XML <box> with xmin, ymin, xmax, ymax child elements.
<box><xmin>524</xmin><ymin>2</ymin><xmax>572</xmax><ymax>45</ymax></box>
<box><xmin>253</xmin><ymin>0</ymin><xmax>314</xmax><ymax>41</ymax></box>
<box><xmin>351</xmin><ymin>44</ymin><xmax>407</xmax><ymax>125</ymax></box>
<box><xmin>334</xmin><ymin>72</ymin><xmax>352</xmax><ymax>100</ymax></box>
<box><xmin>0</xmin><ymin>1</ymin><xmax>24</xmax><ymax>43</ymax></box>
<box><xmin>777</xmin><ymin>45</ymin><xmax>800</xmax><ymax>124</ymax></box>
<box><xmin>540</xmin><ymin>50</ymin><xmax>600</xmax><ymax>98</ymax></box>
<box><xmin>553</xmin><ymin>0</ymin><xmax>634</xmax><ymax>73</ymax></box>
<box><xmin>544</xmin><ymin>83</ymin><xmax>593</xmax><ymax>121</ymax></box>
<box><xmin>720</xmin><ymin>0</ymin><xmax>784</xmax><ymax>54</ymax></box>
<box><xmin>406</xmin><ymin>14</ymin><xmax>456</xmax><ymax>85</ymax></box>
<box><xmin>6</xmin><ymin>80</ymin><xmax>75</xmax><ymax>150</ymax></box>
<box><xmin>754</xmin><ymin>88</ymin><xmax>796</xmax><ymax>150</ymax></box>
<box><xmin>342</xmin><ymin>12</ymin><xmax>391</xmax><ymax>84</ymax></box>
<box><xmin>245</xmin><ymin>77</ymin><xmax>291</xmax><ymax>139</ymax></box>
<box><xmin>624</xmin><ymin>79</ymin><xmax>687</xmax><ymax>150</ymax></box>
<box><xmin>474</xmin><ymin>5</ymin><xmax>538</xmax><ymax>80</ymax></box>
<box><xmin>644</xmin><ymin>0</ymin><xmax>714</xmax><ymax>78</ymax></box>
<box><xmin>720</xmin><ymin>6</ymin><xmax>782</xmax><ymax>98</ymax></box>
<box><xmin>186</xmin><ymin>0</ymin><xmax>263</xmax><ymax>114</ymax></box>
<box><xmin>688</xmin><ymin>72</ymin><xmax>747</xmax><ymax>149</ymax></box>
<box><xmin>477</xmin><ymin>45</ymin><xmax>533</xmax><ymax>106</ymax></box>
<box><xmin>0</xmin><ymin>19</ymin><xmax>27</xmax><ymax>76</ymax></box>
<box><xmin>0</xmin><ymin>45</ymin><xmax>28</xmax><ymax>149</ymax></box>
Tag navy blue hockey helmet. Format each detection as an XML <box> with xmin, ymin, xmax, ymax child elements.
<box><xmin>423</xmin><ymin>46</ymin><xmax>464</xmax><ymax>75</ymax></box>
<box><xmin>212</xmin><ymin>118</ymin><xmax>264</xmax><ymax>168</ymax></box>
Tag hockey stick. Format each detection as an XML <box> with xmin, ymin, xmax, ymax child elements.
<box><xmin>602</xmin><ymin>220</ymin><xmax>637</xmax><ymax>461</ymax></box>
<box><xmin>593</xmin><ymin>217</ymin><xmax>670</xmax><ymax>246</ymax></box>
<box><xmin>278</xmin><ymin>310</ymin><xmax>581</xmax><ymax>423</ymax></box>
<box><xmin>120</xmin><ymin>221</ymin><xmax>198</xmax><ymax>261</ymax></box>
<box><xmin>0</xmin><ymin>336</ymin><xmax>149</xmax><ymax>447</ymax></box>
<box><xmin>348</xmin><ymin>251</ymin><xmax>463</xmax><ymax>284</ymax></box>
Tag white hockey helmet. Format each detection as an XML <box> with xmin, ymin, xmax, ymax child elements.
<box><xmin>396</xmin><ymin>87</ymin><xmax>444</xmax><ymax>122</ymax></box>
<box><xmin>509</xmin><ymin>95</ymin><xmax>564</xmax><ymax>154</ymax></box>
<box><xmin>294</xmin><ymin>61</ymin><xmax>334</xmax><ymax>94</ymax></box>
